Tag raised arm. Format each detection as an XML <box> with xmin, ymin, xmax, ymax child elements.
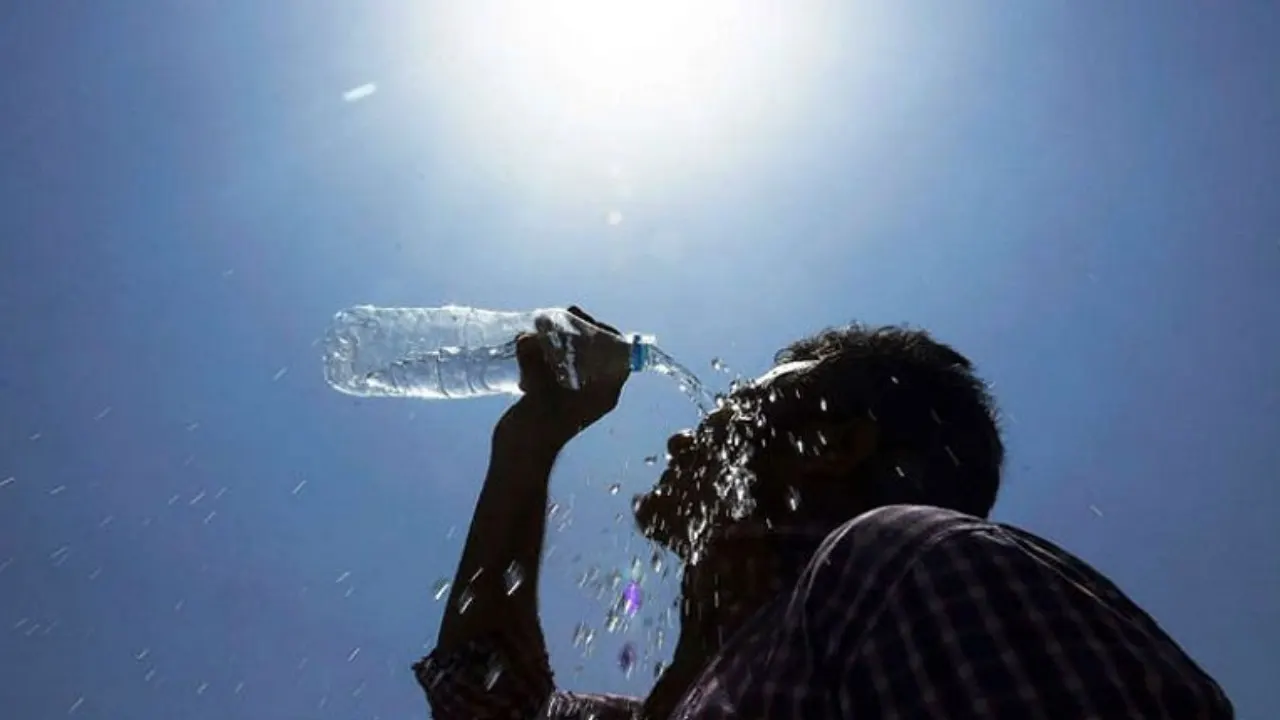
<box><xmin>415</xmin><ymin>308</ymin><xmax>634</xmax><ymax>719</ymax></box>
<box><xmin>414</xmin><ymin>400</ymin><xmax>569</xmax><ymax>718</ymax></box>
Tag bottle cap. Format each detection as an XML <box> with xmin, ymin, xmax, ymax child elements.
<box><xmin>629</xmin><ymin>334</ymin><xmax>656</xmax><ymax>372</ymax></box>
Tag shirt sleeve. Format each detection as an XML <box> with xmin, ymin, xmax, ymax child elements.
<box><xmin>413</xmin><ymin>635</ymin><xmax>641</xmax><ymax>720</ymax></box>
<box><xmin>815</xmin><ymin>505</ymin><xmax>1235</xmax><ymax>719</ymax></box>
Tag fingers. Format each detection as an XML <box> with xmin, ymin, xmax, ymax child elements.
<box><xmin>566</xmin><ymin>305</ymin><xmax>622</xmax><ymax>336</ymax></box>
<box><xmin>515</xmin><ymin>333</ymin><xmax>555</xmax><ymax>394</ymax></box>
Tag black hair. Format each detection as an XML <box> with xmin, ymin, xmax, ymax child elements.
<box><xmin>769</xmin><ymin>324</ymin><xmax>1004</xmax><ymax>518</ymax></box>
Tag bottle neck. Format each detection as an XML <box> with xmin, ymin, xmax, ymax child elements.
<box><xmin>629</xmin><ymin>334</ymin><xmax>655</xmax><ymax>372</ymax></box>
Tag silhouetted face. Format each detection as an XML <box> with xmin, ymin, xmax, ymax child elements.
<box><xmin>633</xmin><ymin>361</ymin><xmax>824</xmax><ymax>560</ymax></box>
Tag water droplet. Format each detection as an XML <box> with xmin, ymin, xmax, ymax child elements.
<box><xmin>890</xmin><ymin>375</ymin><xmax>900</xmax><ymax>385</ymax></box>
<box><xmin>786</xmin><ymin>486</ymin><xmax>801</xmax><ymax>511</ymax></box>
<box><xmin>432</xmin><ymin>578</ymin><xmax>451</xmax><ymax>601</ymax></box>
<box><xmin>608</xmin><ymin>483</ymin><xmax>621</xmax><ymax>495</ymax></box>
<box><xmin>944</xmin><ymin>445</ymin><xmax>960</xmax><ymax>466</ymax></box>
<box><xmin>643</xmin><ymin>455</ymin><xmax>659</xmax><ymax>465</ymax></box>
<box><xmin>622</xmin><ymin>581</ymin><xmax>643</xmax><ymax>616</ymax></box>
<box><xmin>619</xmin><ymin>643</ymin><xmax>637</xmax><ymax>676</ymax></box>
<box><xmin>456</xmin><ymin>587</ymin><xmax>474</xmax><ymax>614</ymax></box>
<box><xmin>819</xmin><ymin>397</ymin><xmax>829</xmax><ymax>412</ymax></box>
<box><xmin>710</xmin><ymin>357</ymin><xmax>726</xmax><ymax>371</ymax></box>
<box><xmin>504</xmin><ymin>562</ymin><xmax>524</xmax><ymax>595</ymax></box>
<box><xmin>484</xmin><ymin>658</ymin><xmax>504</xmax><ymax>689</ymax></box>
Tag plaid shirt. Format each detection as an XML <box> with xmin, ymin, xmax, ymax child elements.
<box><xmin>415</xmin><ymin>504</ymin><xmax>1232</xmax><ymax>719</ymax></box>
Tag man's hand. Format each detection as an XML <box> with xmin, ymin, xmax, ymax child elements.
<box><xmin>502</xmin><ymin>306</ymin><xmax>631</xmax><ymax>445</ymax></box>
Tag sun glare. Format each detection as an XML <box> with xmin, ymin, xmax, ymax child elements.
<box><xmin>509</xmin><ymin>0</ymin><xmax>741</xmax><ymax>108</ymax></box>
<box><xmin>411</xmin><ymin>0</ymin><xmax>837</xmax><ymax>195</ymax></box>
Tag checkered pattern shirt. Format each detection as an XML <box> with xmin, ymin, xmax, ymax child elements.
<box><xmin>415</xmin><ymin>504</ymin><xmax>1232</xmax><ymax>719</ymax></box>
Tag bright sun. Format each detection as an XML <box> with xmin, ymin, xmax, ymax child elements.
<box><xmin>415</xmin><ymin>0</ymin><xmax>833</xmax><ymax>191</ymax></box>
<box><xmin>506</xmin><ymin>0</ymin><xmax>743</xmax><ymax>107</ymax></box>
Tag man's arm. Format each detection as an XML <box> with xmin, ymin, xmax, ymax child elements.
<box><xmin>416</xmin><ymin>400</ymin><xmax>569</xmax><ymax>719</ymax></box>
<box><xmin>435</xmin><ymin>401</ymin><xmax>565</xmax><ymax>655</ymax></box>
<box><xmin>416</xmin><ymin>309</ymin><xmax>636</xmax><ymax>719</ymax></box>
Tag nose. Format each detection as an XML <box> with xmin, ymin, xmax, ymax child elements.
<box><xmin>666</xmin><ymin>430</ymin><xmax>695</xmax><ymax>460</ymax></box>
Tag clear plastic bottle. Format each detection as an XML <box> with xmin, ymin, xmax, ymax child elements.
<box><xmin>322</xmin><ymin>305</ymin><xmax>656</xmax><ymax>400</ymax></box>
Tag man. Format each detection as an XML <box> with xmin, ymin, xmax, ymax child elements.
<box><xmin>415</xmin><ymin>307</ymin><xmax>1232</xmax><ymax>718</ymax></box>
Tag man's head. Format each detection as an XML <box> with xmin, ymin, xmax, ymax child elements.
<box><xmin>633</xmin><ymin>323</ymin><xmax>1004</xmax><ymax>560</ymax></box>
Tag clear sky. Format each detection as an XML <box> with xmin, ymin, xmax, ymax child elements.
<box><xmin>1</xmin><ymin>1</ymin><xmax>1277</xmax><ymax>718</ymax></box>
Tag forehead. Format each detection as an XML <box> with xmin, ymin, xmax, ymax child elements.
<box><xmin>751</xmin><ymin>359</ymin><xmax>818</xmax><ymax>388</ymax></box>
<box><xmin>694</xmin><ymin>359</ymin><xmax>820</xmax><ymax>434</ymax></box>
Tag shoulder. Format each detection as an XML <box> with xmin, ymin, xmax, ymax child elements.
<box><xmin>790</xmin><ymin>506</ymin><xmax>991</xmax><ymax>654</ymax></box>
<box><xmin>803</xmin><ymin>504</ymin><xmax>992</xmax><ymax>590</ymax></box>
<box><xmin>800</xmin><ymin>504</ymin><xmax>1125</xmax><ymax>624</ymax></box>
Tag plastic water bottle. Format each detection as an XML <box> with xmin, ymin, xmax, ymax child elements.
<box><xmin>322</xmin><ymin>305</ymin><xmax>656</xmax><ymax>400</ymax></box>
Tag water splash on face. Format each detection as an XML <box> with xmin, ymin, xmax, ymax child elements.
<box><xmin>704</xmin><ymin>395</ymin><xmax>766</xmax><ymax>534</ymax></box>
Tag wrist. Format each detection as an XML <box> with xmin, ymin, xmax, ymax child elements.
<box><xmin>494</xmin><ymin>398</ymin><xmax>577</xmax><ymax>453</ymax></box>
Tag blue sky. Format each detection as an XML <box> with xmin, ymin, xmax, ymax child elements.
<box><xmin>1</xmin><ymin>1</ymin><xmax>1277</xmax><ymax>717</ymax></box>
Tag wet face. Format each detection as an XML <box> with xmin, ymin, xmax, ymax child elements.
<box><xmin>632</xmin><ymin>361</ymin><xmax>823</xmax><ymax>560</ymax></box>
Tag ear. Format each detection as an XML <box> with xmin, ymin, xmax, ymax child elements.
<box><xmin>798</xmin><ymin>416</ymin><xmax>880</xmax><ymax>478</ymax></box>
